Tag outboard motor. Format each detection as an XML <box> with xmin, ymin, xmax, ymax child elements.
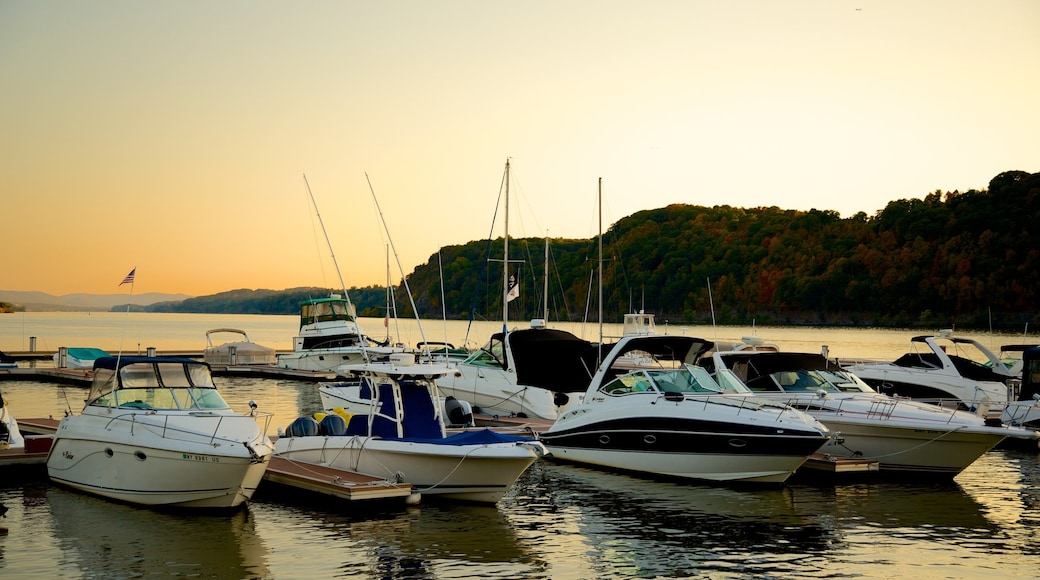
<box><xmin>318</xmin><ymin>413</ymin><xmax>348</xmax><ymax>436</ymax></box>
<box><xmin>444</xmin><ymin>396</ymin><xmax>474</xmax><ymax>427</ymax></box>
<box><xmin>284</xmin><ymin>416</ymin><xmax>320</xmax><ymax>438</ymax></box>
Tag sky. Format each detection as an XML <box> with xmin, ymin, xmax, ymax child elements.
<box><xmin>2</xmin><ymin>1</ymin><xmax>1038</xmax><ymax>298</ymax></box>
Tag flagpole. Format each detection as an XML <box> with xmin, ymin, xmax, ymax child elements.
<box><xmin>116</xmin><ymin>267</ymin><xmax>137</xmax><ymax>366</ymax></box>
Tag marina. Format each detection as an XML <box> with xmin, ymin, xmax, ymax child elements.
<box><xmin>1</xmin><ymin>313</ymin><xmax>1039</xmax><ymax>577</ymax></box>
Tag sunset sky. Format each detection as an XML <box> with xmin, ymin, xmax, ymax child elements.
<box><xmin>2</xmin><ymin>1</ymin><xmax>1038</xmax><ymax>298</ymax></box>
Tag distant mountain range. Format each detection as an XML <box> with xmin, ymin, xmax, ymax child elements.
<box><xmin>0</xmin><ymin>290</ymin><xmax>193</xmax><ymax>311</ymax></box>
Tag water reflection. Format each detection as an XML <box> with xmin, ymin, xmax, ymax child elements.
<box><xmin>505</xmin><ymin>461</ymin><xmax>838</xmax><ymax>578</ymax></box>
<box><xmin>46</xmin><ymin>486</ymin><xmax>270</xmax><ymax>578</ymax></box>
<box><xmin>248</xmin><ymin>496</ymin><xmax>541</xmax><ymax>578</ymax></box>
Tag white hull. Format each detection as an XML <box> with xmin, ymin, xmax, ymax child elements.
<box><xmin>274</xmin><ymin>435</ymin><xmax>543</xmax><ymax>503</ymax></box>
<box><xmin>278</xmin><ymin>346</ymin><xmax>409</xmax><ymax>374</ymax></box>
<box><xmin>277</xmin><ymin>349</ymin><xmax>369</xmax><ymax>373</ymax></box>
<box><xmin>813</xmin><ymin>418</ymin><xmax>1007</xmax><ymax>475</ymax></box>
<box><xmin>47</xmin><ymin>410</ymin><xmax>273</xmax><ymax>508</ymax></box>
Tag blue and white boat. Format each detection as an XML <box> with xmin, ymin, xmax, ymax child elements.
<box><xmin>276</xmin><ymin>355</ymin><xmax>546</xmax><ymax>503</ymax></box>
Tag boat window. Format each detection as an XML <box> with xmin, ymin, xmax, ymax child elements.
<box><xmin>710</xmin><ymin>369</ymin><xmax>754</xmax><ymax>394</ymax></box>
<box><xmin>648</xmin><ymin>366</ymin><xmax>727</xmax><ymax>394</ymax></box>
<box><xmin>120</xmin><ymin>366</ymin><xmax>159</xmax><ymax>388</ymax></box>
<box><xmin>601</xmin><ymin>372</ymin><xmax>654</xmax><ymax>395</ymax></box>
<box><xmin>114</xmin><ymin>387</ymin><xmax>177</xmax><ymax>410</ymax></box>
<box><xmin>772</xmin><ymin>370</ymin><xmax>826</xmax><ymax>392</ymax></box>
<box><xmin>157</xmin><ymin>363</ymin><xmax>193</xmax><ymax>387</ymax></box>
<box><xmin>331</xmin><ymin>301</ymin><xmax>349</xmax><ymax>317</ymax></box>
<box><xmin>188</xmin><ymin>387</ymin><xmax>230</xmax><ymax>409</ymax></box>
<box><xmin>817</xmin><ymin>369</ymin><xmax>873</xmax><ymax>393</ymax></box>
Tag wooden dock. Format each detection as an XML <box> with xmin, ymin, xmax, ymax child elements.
<box><xmin>0</xmin><ymin>435</ymin><xmax>53</xmax><ymax>467</ymax></box>
<box><xmin>263</xmin><ymin>456</ymin><xmax>417</xmax><ymax>504</ymax></box>
<box><xmin>800</xmin><ymin>452</ymin><xmax>880</xmax><ymax>474</ymax></box>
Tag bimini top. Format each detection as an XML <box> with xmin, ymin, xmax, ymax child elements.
<box><xmin>92</xmin><ymin>356</ymin><xmax>212</xmax><ymax>372</ymax></box>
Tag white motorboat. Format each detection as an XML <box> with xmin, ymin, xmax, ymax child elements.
<box><xmin>844</xmin><ymin>330</ymin><xmax>1014</xmax><ymax>419</ymax></box>
<box><xmin>276</xmin><ymin>294</ymin><xmax>408</xmax><ymax>373</ymax></box>
<box><xmin>203</xmin><ymin>328</ymin><xmax>276</xmax><ymax>365</ymax></box>
<box><xmin>275</xmin><ymin>356</ymin><xmax>546</xmax><ymax>503</ymax></box>
<box><xmin>0</xmin><ymin>385</ymin><xmax>25</xmax><ymax>449</ymax></box>
<box><xmin>434</xmin><ymin>323</ymin><xmax>596</xmax><ymax>420</ymax></box>
<box><xmin>53</xmin><ymin>347</ymin><xmax>111</xmax><ymax>369</ymax></box>
<box><xmin>46</xmin><ymin>356</ymin><xmax>274</xmax><ymax>509</ymax></box>
<box><xmin>703</xmin><ymin>349</ymin><xmax>1035</xmax><ymax>477</ymax></box>
<box><xmin>539</xmin><ymin>335</ymin><xmax>831</xmax><ymax>484</ymax></box>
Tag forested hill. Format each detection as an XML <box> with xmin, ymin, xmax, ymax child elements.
<box><xmin>140</xmin><ymin>170</ymin><xmax>1039</xmax><ymax>330</ymax></box>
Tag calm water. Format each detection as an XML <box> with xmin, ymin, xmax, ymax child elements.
<box><xmin>1</xmin><ymin>313</ymin><xmax>1039</xmax><ymax>578</ymax></box>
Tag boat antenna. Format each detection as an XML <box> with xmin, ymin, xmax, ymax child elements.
<box><xmin>365</xmin><ymin>173</ymin><xmax>431</xmax><ymax>356</ymax></box>
<box><xmin>302</xmin><ymin>174</ymin><xmax>367</xmax><ymax>362</ymax></box>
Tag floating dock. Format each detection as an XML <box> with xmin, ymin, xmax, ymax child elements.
<box><xmin>263</xmin><ymin>456</ymin><xmax>416</xmax><ymax>504</ymax></box>
<box><xmin>800</xmin><ymin>452</ymin><xmax>880</xmax><ymax>474</ymax></box>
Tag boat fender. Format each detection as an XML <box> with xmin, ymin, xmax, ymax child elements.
<box><xmin>284</xmin><ymin>416</ymin><xmax>320</xmax><ymax>438</ymax></box>
<box><xmin>318</xmin><ymin>413</ymin><xmax>348</xmax><ymax>436</ymax></box>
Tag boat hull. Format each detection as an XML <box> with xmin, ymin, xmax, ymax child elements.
<box><xmin>813</xmin><ymin>419</ymin><xmax>1007</xmax><ymax>476</ymax></box>
<box><xmin>274</xmin><ymin>435</ymin><xmax>544</xmax><ymax>503</ymax></box>
<box><xmin>47</xmin><ymin>412</ymin><xmax>273</xmax><ymax>509</ymax></box>
<box><xmin>540</xmin><ymin>415</ymin><xmax>828</xmax><ymax>484</ymax></box>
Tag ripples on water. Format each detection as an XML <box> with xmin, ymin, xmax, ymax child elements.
<box><xmin>3</xmin><ymin>378</ymin><xmax>1040</xmax><ymax>578</ymax></box>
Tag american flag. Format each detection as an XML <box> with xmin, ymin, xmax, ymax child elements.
<box><xmin>119</xmin><ymin>268</ymin><xmax>136</xmax><ymax>286</ymax></box>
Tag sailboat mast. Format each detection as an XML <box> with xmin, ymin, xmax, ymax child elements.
<box><xmin>502</xmin><ymin>159</ymin><xmax>510</xmax><ymax>334</ymax></box>
<box><xmin>543</xmin><ymin>235</ymin><xmax>549</xmax><ymax>322</ymax></box>
<box><xmin>597</xmin><ymin>177</ymin><xmax>603</xmax><ymax>364</ymax></box>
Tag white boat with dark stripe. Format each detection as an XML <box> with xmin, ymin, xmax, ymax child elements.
<box><xmin>540</xmin><ymin>335</ymin><xmax>831</xmax><ymax>484</ymax></box>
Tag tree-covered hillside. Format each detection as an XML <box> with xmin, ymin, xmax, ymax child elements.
<box><xmin>137</xmin><ymin>170</ymin><xmax>1040</xmax><ymax>330</ymax></box>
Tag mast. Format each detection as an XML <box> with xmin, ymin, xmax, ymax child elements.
<box><xmin>302</xmin><ymin>174</ymin><xmax>367</xmax><ymax>361</ymax></box>
<box><xmin>597</xmin><ymin>177</ymin><xmax>603</xmax><ymax>365</ymax></box>
<box><xmin>543</xmin><ymin>235</ymin><xmax>549</xmax><ymax>322</ymax></box>
<box><xmin>502</xmin><ymin>159</ymin><xmax>510</xmax><ymax>333</ymax></box>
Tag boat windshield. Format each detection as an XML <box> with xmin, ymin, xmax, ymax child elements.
<box><xmin>600</xmin><ymin>365</ymin><xmax>737</xmax><ymax>396</ymax></box>
<box><xmin>766</xmin><ymin>368</ymin><xmax>872</xmax><ymax>393</ymax></box>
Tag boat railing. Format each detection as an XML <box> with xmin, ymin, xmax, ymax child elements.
<box><xmin>667</xmin><ymin>392</ymin><xmax>811</xmax><ymax>423</ymax></box>
<box><xmin>103</xmin><ymin>410</ymin><xmax>275</xmax><ymax>448</ymax></box>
